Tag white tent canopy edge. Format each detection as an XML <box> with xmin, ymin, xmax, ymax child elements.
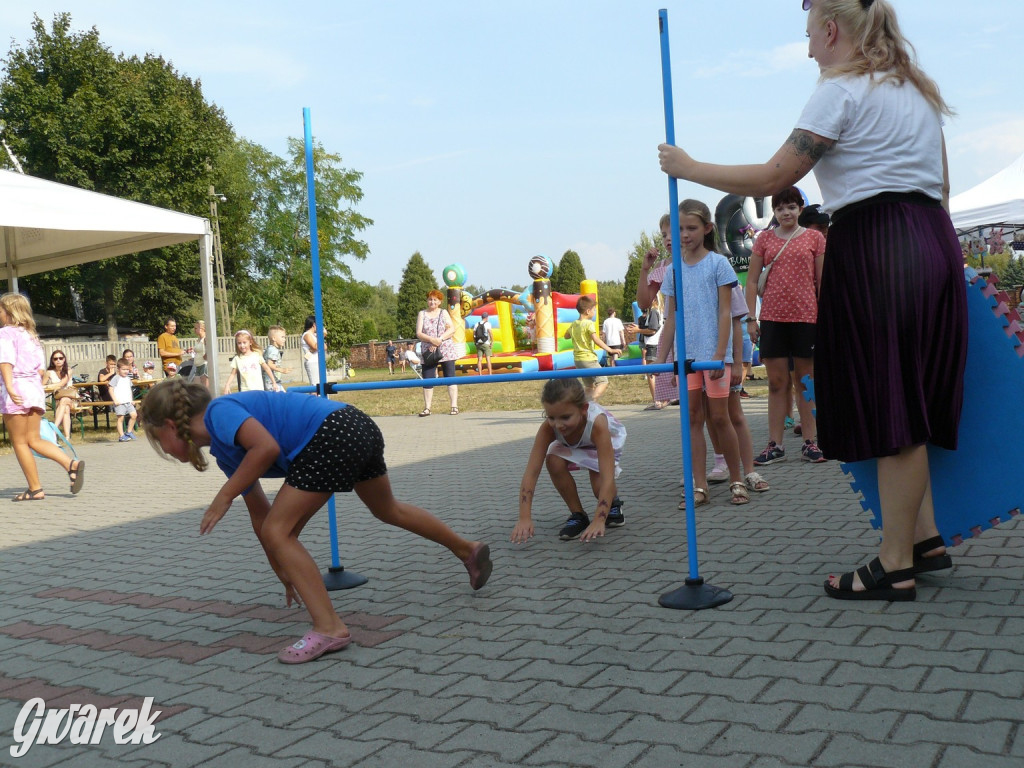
<box><xmin>949</xmin><ymin>151</ymin><xmax>1024</xmax><ymax>233</ymax></box>
<box><xmin>0</xmin><ymin>168</ymin><xmax>219</xmax><ymax>390</ymax></box>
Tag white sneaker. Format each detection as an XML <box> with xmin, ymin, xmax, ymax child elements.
<box><xmin>707</xmin><ymin>466</ymin><xmax>729</xmax><ymax>484</ymax></box>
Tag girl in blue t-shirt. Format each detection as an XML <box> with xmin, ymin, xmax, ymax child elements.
<box><xmin>656</xmin><ymin>199</ymin><xmax>746</xmax><ymax>508</ymax></box>
<box><xmin>140</xmin><ymin>379</ymin><xmax>492</xmax><ymax>664</ymax></box>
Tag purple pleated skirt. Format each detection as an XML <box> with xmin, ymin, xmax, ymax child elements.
<box><xmin>814</xmin><ymin>193</ymin><xmax>967</xmax><ymax>462</ymax></box>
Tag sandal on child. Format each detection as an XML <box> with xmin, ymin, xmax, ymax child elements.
<box><xmin>913</xmin><ymin>535</ymin><xmax>952</xmax><ymax>574</ymax></box>
<box><xmin>824</xmin><ymin>557</ymin><xmax>916</xmax><ymax>602</ymax></box>
<box><xmin>13</xmin><ymin>488</ymin><xmax>46</xmax><ymax>502</ymax></box>
<box><xmin>729</xmin><ymin>481</ymin><xmax>750</xmax><ymax>505</ymax></box>
<box><xmin>277</xmin><ymin>630</ymin><xmax>352</xmax><ymax>664</ymax></box>
<box><xmin>418</xmin><ymin>409</ymin><xmax>431</xmax><ymax>417</ymax></box>
<box><xmin>68</xmin><ymin>460</ymin><xmax>85</xmax><ymax>495</ymax></box>
<box><xmin>463</xmin><ymin>542</ymin><xmax>492</xmax><ymax>590</ymax></box>
<box><xmin>744</xmin><ymin>472</ymin><xmax>770</xmax><ymax>493</ymax></box>
<box><xmin>679</xmin><ymin>487</ymin><xmax>708</xmax><ymax>510</ymax></box>
<box><xmin>450</xmin><ymin>407</ymin><xmax>460</xmax><ymax>415</ymax></box>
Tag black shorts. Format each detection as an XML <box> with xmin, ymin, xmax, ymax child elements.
<box><xmin>422</xmin><ymin>359</ymin><xmax>456</xmax><ymax>386</ymax></box>
<box><xmin>758</xmin><ymin>321</ymin><xmax>816</xmax><ymax>360</ymax></box>
<box><xmin>285</xmin><ymin>406</ymin><xmax>388</xmax><ymax>492</ymax></box>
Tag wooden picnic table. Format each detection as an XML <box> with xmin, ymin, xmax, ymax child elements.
<box><xmin>68</xmin><ymin>378</ymin><xmax>157</xmax><ymax>433</ymax></box>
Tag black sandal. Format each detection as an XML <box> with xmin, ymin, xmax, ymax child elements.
<box><xmin>13</xmin><ymin>488</ymin><xmax>46</xmax><ymax>502</ymax></box>
<box><xmin>824</xmin><ymin>557</ymin><xmax>916</xmax><ymax>602</ymax></box>
<box><xmin>913</xmin><ymin>535</ymin><xmax>952</xmax><ymax>574</ymax></box>
<box><xmin>68</xmin><ymin>459</ymin><xmax>85</xmax><ymax>494</ymax></box>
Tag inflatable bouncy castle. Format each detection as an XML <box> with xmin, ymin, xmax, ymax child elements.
<box><xmin>439</xmin><ymin>258</ymin><xmax>643</xmax><ymax>375</ymax></box>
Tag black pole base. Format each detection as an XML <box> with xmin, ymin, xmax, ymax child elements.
<box><xmin>659</xmin><ymin>576</ymin><xmax>733</xmax><ymax>610</ymax></box>
<box><xmin>323</xmin><ymin>565</ymin><xmax>368</xmax><ymax>591</ymax></box>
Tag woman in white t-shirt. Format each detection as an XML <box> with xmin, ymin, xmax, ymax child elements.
<box><xmin>657</xmin><ymin>0</ymin><xmax>965</xmax><ymax>602</ymax></box>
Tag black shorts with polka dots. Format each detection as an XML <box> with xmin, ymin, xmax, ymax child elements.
<box><xmin>285</xmin><ymin>406</ymin><xmax>388</xmax><ymax>493</ymax></box>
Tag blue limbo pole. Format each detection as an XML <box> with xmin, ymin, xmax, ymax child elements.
<box><xmin>656</xmin><ymin>10</ymin><xmax>733</xmax><ymax>611</ymax></box>
<box><xmin>303</xmin><ymin>107</ymin><xmax>367</xmax><ymax>591</ymax></box>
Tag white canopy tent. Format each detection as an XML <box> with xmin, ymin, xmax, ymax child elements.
<box><xmin>949</xmin><ymin>151</ymin><xmax>1024</xmax><ymax>233</ymax></box>
<box><xmin>0</xmin><ymin>168</ymin><xmax>220</xmax><ymax>389</ymax></box>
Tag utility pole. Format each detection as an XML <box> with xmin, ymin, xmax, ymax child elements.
<box><xmin>208</xmin><ymin>185</ymin><xmax>231</xmax><ymax>333</ymax></box>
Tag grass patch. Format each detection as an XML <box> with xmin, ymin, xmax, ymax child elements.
<box><xmin>1</xmin><ymin>367</ymin><xmax>770</xmax><ymax>454</ymax></box>
<box><xmin>313</xmin><ymin>366</ymin><xmax>769</xmax><ymax>417</ymax></box>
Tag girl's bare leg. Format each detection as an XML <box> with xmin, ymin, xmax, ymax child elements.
<box><xmin>706</xmin><ymin>396</ymin><xmax>742</xmax><ymax>483</ymax></box>
<box><xmin>792</xmin><ymin>357</ymin><xmax>817</xmax><ymax>441</ymax></box>
<box><xmin>545</xmin><ymin>454</ymin><xmax>586</xmax><ymax>515</ymax></box>
<box><xmin>727</xmin><ymin>392</ymin><xmax>754</xmax><ymax>474</ymax></box>
<box><xmin>687</xmin><ymin>388</ymin><xmax>708</xmax><ymax>489</ymax></box>
<box><xmin>259</xmin><ymin>485</ymin><xmax>348</xmax><ymax>638</ymax></box>
<box><xmin>6</xmin><ymin>411</ymin><xmax>73</xmax><ymax>493</ymax></box>
<box><xmin>763</xmin><ymin>357</ymin><xmax>790</xmax><ymax>447</ymax></box>
<box><xmin>355</xmin><ymin>474</ymin><xmax>477</xmax><ymax>560</ymax></box>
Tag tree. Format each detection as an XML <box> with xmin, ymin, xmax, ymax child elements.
<box><xmin>597</xmin><ymin>280</ymin><xmax>624</xmax><ymax>322</ymax></box>
<box><xmin>1</xmin><ymin>13</ymin><xmax>237</xmax><ymax>336</ymax></box>
<box><xmin>229</xmin><ymin>137</ymin><xmax>371</xmax><ymax>332</ymax></box>
<box><xmin>622</xmin><ymin>260</ymin><xmax>642</xmax><ymax>321</ymax></box>
<box><xmin>552</xmin><ymin>249</ymin><xmax>586</xmax><ymax>294</ymax></box>
<box><xmin>623</xmin><ymin>230</ymin><xmax>663</xmax><ymax>320</ymax></box>
<box><xmin>998</xmin><ymin>254</ymin><xmax>1024</xmax><ymax>291</ymax></box>
<box><xmin>396</xmin><ymin>252</ymin><xmax>437</xmax><ymax>337</ymax></box>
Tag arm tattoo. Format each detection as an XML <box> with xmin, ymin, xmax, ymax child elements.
<box><xmin>784</xmin><ymin>130</ymin><xmax>829</xmax><ymax>167</ymax></box>
<box><xmin>520</xmin><ymin>489</ymin><xmax>533</xmax><ymax>504</ymax></box>
<box><xmin>596</xmin><ymin>499</ymin><xmax>609</xmax><ymax>519</ymax></box>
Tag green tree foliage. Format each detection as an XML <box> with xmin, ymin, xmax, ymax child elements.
<box><xmin>995</xmin><ymin>253</ymin><xmax>1024</xmax><ymax>290</ymax></box>
<box><xmin>551</xmin><ymin>249</ymin><xmax>586</xmax><ymax>294</ymax></box>
<box><xmin>396</xmin><ymin>252</ymin><xmax>438</xmax><ymax>338</ymax></box>
<box><xmin>622</xmin><ymin>259</ymin><xmax>641</xmax><ymax>321</ymax></box>
<box><xmin>623</xmin><ymin>230</ymin><xmax>664</xmax><ymax>319</ymax></box>
<box><xmin>597</xmin><ymin>280</ymin><xmax>624</xmax><ymax>322</ymax></box>
<box><xmin>228</xmin><ymin>137</ymin><xmax>371</xmax><ymax>333</ymax></box>
<box><xmin>1</xmin><ymin>13</ymin><xmax>236</xmax><ymax>335</ymax></box>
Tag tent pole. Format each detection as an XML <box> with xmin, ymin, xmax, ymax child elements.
<box><xmin>199</xmin><ymin>227</ymin><xmax>219</xmax><ymax>391</ymax></box>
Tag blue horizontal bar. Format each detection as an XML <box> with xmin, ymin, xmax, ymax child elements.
<box><xmin>289</xmin><ymin>358</ymin><xmax>723</xmax><ymax>395</ymax></box>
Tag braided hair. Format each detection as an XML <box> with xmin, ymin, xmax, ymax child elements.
<box><xmin>140</xmin><ymin>378</ymin><xmax>211</xmax><ymax>471</ymax></box>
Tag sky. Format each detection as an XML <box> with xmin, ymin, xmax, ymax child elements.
<box><xmin>3</xmin><ymin>1</ymin><xmax>1022</xmax><ymax>290</ymax></box>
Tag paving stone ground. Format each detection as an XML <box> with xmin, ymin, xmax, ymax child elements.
<box><xmin>1</xmin><ymin>396</ymin><xmax>1021</xmax><ymax>767</ymax></box>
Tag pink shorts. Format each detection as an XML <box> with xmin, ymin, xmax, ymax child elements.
<box><xmin>686</xmin><ymin>364</ymin><xmax>732</xmax><ymax>399</ymax></box>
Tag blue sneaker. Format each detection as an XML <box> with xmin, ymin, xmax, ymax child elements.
<box><xmin>606</xmin><ymin>497</ymin><xmax>625</xmax><ymax>528</ymax></box>
<box><xmin>558</xmin><ymin>512</ymin><xmax>590</xmax><ymax>541</ymax></box>
<box><xmin>118</xmin><ymin>434</ymin><xmax>131</xmax><ymax>442</ymax></box>
<box><xmin>754</xmin><ymin>441</ymin><xmax>786</xmax><ymax>466</ymax></box>
<box><xmin>126</xmin><ymin>432</ymin><xmax>136</xmax><ymax>440</ymax></box>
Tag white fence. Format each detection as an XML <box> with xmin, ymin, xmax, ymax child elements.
<box><xmin>41</xmin><ymin>334</ymin><xmax>307</xmax><ymax>385</ymax></box>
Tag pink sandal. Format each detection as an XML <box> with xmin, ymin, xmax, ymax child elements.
<box><xmin>277</xmin><ymin>630</ymin><xmax>352</xmax><ymax>664</ymax></box>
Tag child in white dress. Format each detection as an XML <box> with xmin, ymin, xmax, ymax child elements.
<box><xmin>512</xmin><ymin>378</ymin><xmax>627</xmax><ymax>544</ymax></box>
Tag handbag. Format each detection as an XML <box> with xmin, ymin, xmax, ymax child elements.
<box><xmin>421</xmin><ymin>346</ymin><xmax>443</xmax><ymax>368</ymax></box>
<box><xmin>55</xmin><ymin>387</ymin><xmax>80</xmax><ymax>400</ymax></box>
<box><xmin>421</xmin><ymin>310</ymin><xmax>449</xmax><ymax>369</ymax></box>
<box><xmin>756</xmin><ymin>227</ymin><xmax>801</xmax><ymax>297</ymax></box>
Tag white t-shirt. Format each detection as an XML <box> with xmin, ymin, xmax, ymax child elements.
<box><xmin>601</xmin><ymin>316</ymin><xmax>625</xmax><ymax>347</ymax></box>
<box><xmin>229</xmin><ymin>351</ymin><xmax>266</xmax><ymax>392</ymax></box>
<box><xmin>108</xmin><ymin>373</ymin><xmax>133</xmax><ymax>405</ymax></box>
<box><xmin>795</xmin><ymin>74</ymin><xmax>944</xmax><ymax>213</ymax></box>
